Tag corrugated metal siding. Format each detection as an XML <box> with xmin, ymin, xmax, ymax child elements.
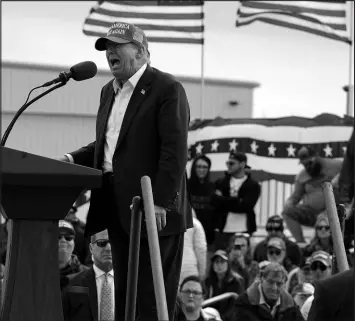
<box><xmin>2</xmin><ymin>62</ymin><xmax>259</xmax><ymax>119</ymax></box>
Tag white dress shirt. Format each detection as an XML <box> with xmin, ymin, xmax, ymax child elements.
<box><xmin>93</xmin><ymin>264</ymin><xmax>115</xmax><ymax>320</ymax></box>
<box><xmin>66</xmin><ymin>63</ymin><xmax>147</xmax><ymax>169</ymax></box>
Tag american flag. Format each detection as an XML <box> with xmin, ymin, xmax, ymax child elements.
<box><xmin>187</xmin><ymin>114</ymin><xmax>353</xmax><ymax>183</ymax></box>
<box><xmin>83</xmin><ymin>1</ymin><xmax>204</xmax><ymax>44</ymax></box>
<box><xmin>236</xmin><ymin>1</ymin><xmax>351</xmax><ymax>44</ymax></box>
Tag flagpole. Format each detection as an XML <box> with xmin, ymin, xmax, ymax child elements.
<box><xmin>200</xmin><ymin>41</ymin><xmax>205</xmax><ymax>121</ymax></box>
<box><xmin>346</xmin><ymin>0</ymin><xmax>354</xmax><ymax>116</ymax></box>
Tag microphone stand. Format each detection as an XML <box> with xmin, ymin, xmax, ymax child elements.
<box><xmin>1</xmin><ymin>82</ymin><xmax>66</xmax><ymax>147</ymax></box>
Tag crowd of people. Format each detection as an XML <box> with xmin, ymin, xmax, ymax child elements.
<box><xmin>1</xmin><ymin>138</ymin><xmax>353</xmax><ymax>321</ymax></box>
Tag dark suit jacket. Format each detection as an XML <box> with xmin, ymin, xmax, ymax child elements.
<box><xmin>61</xmin><ymin>268</ymin><xmax>98</xmax><ymax>321</ymax></box>
<box><xmin>69</xmin><ymin>65</ymin><xmax>193</xmax><ymax>237</ymax></box>
<box><xmin>212</xmin><ymin>173</ymin><xmax>261</xmax><ymax>234</ymax></box>
<box><xmin>308</xmin><ymin>268</ymin><xmax>354</xmax><ymax>321</ymax></box>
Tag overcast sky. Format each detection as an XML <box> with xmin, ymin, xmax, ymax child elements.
<box><xmin>2</xmin><ymin>1</ymin><xmax>353</xmax><ymax>118</ymax></box>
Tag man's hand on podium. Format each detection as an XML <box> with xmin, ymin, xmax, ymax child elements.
<box><xmin>55</xmin><ymin>155</ymin><xmax>70</xmax><ymax>162</ymax></box>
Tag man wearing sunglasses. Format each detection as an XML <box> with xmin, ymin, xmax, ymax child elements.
<box><xmin>253</xmin><ymin>215</ymin><xmax>302</xmax><ymax>267</ymax></box>
<box><xmin>309</xmin><ymin>250</ymin><xmax>332</xmax><ymax>282</ymax></box>
<box><xmin>62</xmin><ymin>229</ymin><xmax>114</xmax><ymax>321</ymax></box>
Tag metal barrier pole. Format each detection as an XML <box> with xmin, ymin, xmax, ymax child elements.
<box><xmin>323</xmin><ymin>182</ymin><xmax>349</xmax><ymax>273</ymax></box>
<box><xmin>125</xmin><ymin>196</ymin><xmax>142</xmax><ymax>321</ymax></box>
<box><xmin>141</xmin><ymin>176</ymin><xmax>169</xmax><ymax>321</ymax></box>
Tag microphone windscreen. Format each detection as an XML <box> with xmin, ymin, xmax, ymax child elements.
<box><xmin>70</xmin><ymin>61</ymin><xmax>97</xmax><ymax>81</ymax></box>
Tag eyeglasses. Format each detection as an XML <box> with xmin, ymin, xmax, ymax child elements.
<box><xmin>233</xmin><ymin>244</ymin><xmax>246</xmax><ymax>250</ymax></box>
<box><xmin>58</xmin><ymin>235</ymin><xmax>74</xmax><ymax>242</ymax></box>
<box><xmin>266</xmin><ymin>227</ymin><xmax>282</xmax><ymax>232</ymax></box>
<box><xmin>267</xmin><ymin>248</ymin><xmax>282</xmax><ymax>256</ymax></box>
<box><xmin>92</xmin><ymin>239</ymin><xmax>110</xmax><ymax>248</ymax></box>
<box><xmin>311</xmin><ymin>262</ymin><xmax>327</xmax><ymax>271</ymax></box>
<box><xmin>226</xmin><ymin>161</ymin><xmax>237</xmax><ymax>167</ymax></box>
<box><xmin>316</xmin><ymin>225</ymin><xmax>330</xmax><ymax>231</ymax></box>
<box><xmin>181</xmin><ymin>290</ymin><xmax>203</xmax><ymax>297</ymax></box>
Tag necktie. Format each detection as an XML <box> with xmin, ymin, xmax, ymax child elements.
<box><xmin>100</xmin><ymin>273</ymin><xmax>114</xmax><ymax>321</ymax></box>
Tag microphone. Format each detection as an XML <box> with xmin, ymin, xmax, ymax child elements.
<box><xmin>42</xmin><ymin>61</ymin><xmax>97</xmax><ymax>87</ymax></box>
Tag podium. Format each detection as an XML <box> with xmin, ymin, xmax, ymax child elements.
<box><xmin>0</xmin><ymin>147</ymin><xmax>102</xmax><ymax>321</ymax></box>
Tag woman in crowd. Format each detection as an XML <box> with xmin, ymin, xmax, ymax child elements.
<box><xmin>188</xmin><ymin>155</ymin><xmax>216</xmax><ymax>248</ymax></box>
<box><xmin>303</xmin><ymin>212</ymin><xmax>332</xmax><ymax>258</ymax></box>
<box><xmin>204</xmin><ymin>250</ymin><xmax>244</xmax><ymax>321</ymax></box>
<box><xmin>227</xmin><ymin>233</ymin><xmax>259</xmax><ymax>288</ymax></box>
<box><xmin>180</xmin><ymin>209</ymin><xmax>207</xmax><ymax>284</ymax></box>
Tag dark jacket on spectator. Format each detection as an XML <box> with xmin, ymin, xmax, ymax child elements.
<box><xmin>233</xmin><ymin>281</ymin><xmax>304</xmax><ymax>321</ymax></box>
<box><xmin>205</xmin><ymin>271</ymin><xmax>244</xmax><ymax>321</ymax></box>
<box><xmin>60</xmin><ymin>254</ymin><xmax>89</xmax><ymax>277</ymax></box>
<box><xmin>212</xmin><ymin>173</ymin><xmax>261</xmax><ymax>235</ymax></box>
<box><xmin>253</xmin><ymin>235</ymin><xmax>302</xmax><ymax>267</ymax></box>
<box><xmin>0</xmin><ymin>221</ymin><xmax>8</xmax><ymax>265</ymax></box>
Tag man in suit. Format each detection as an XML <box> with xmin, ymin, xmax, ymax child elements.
<box><xmin>307</xmin><ymin>268</ymin><xmax>354</xmax><ymax>321</ymax></box>
<box><xmin>62</xmin><ymin>229</ymin><xmax>114</xmax><ymax>321</ymax></box>
<box><xmin>57</xmin><ymin>22</ymin><xmax>192</xmax><ymax>321</ymax></box>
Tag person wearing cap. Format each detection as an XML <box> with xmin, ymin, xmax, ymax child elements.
<box><xmin>212</xmin><ymin>152</ymin><xmax>261</xmax><ymax>249</ymax></box>
<box><xmin>281</xmin><ymin>145</ymin><xmax>342</xmax><ymax>243</ymax></box>
<box><xmin>291</xmin><ymin>282</ymin><xmax>315</xmax><ymax>311</ymax></box>
<box><xmin>204</xmin><ymin>250</ymin><xmax>244</xmax><ymax>321</ymax></box>
<box><xmin>309</xmin><ymin>250</ymin><xmax>332</xmax><ymax>282</ymax></box>
<box><xmin>307</xmin><ymin>268</ymin><xmax>354</xmax><ymax>321</ymax></box>
<box><xmin>266</xmin><ymin>237</ymin><xmax>296</xmax><ymax>273</ymax></box>
<box><xmin>233</xmin><ymin>262</ymin><xmax>304</xmax><ymax>321</ymax></box>
<box><xmin>253</xmin><ymin>215</ymin><xmax>302</xmax><ymax>267</ymax></box>
<box><xmin>58</xmin><ymin>220</ymin><xmax>89</xmax><ymax>280</ymax></box>
<box><xmin>57</xmin><ymin>21</ymin><xmax>192</xmax><ymax>320</ymax></box>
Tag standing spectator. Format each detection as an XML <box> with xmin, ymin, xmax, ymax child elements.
<box><xmin>212</xmin><ymin>152</ymin><xmax>261</xmax><ymax>250</ymax></box>
<box><xmin>58</xmin><ymin>220</ymin><xmax>88</xmax><ymax>279</ymax></box>
<box><xmin>175</xmin><ymin>275</ymin><xmax>222</xmax><ymax>321</ymax></box>
<box><xmin>266</xmin><ymin>237</ymin><xmax>296</xmax><ymax>272</ymax></box>
<box><xmin>233</xmin><ymin>262</ymin><xmax>304</xmax><ymax>321</ymax></box>
<box><xmin>204</xmin><ymin>250</ymin><xmax>244</xmax><ymax>321</ymax></box>
<box><xmin>253</xmin><ymin>215</ymin><xmax>302</xmax><ymax>267</ymax></box>
<box><xmin>282</xmin><ymin>146</ymin><xmax>342</xmax><ymax>243</ymax></box>
<box><xmin>188</xmin><ymin>155</ymin><xmax>216</xmax><ymax>248</ymax></box>
<box><xmin>62</xmin><ymin>229</ymin><xmax>114</xmax><ymax>321</ymax></box>
<box><xmin>180</xmin><ymin>210</ymin><xmax>207</xmax><ymax>283</ymax></box>
<box><xmin>303</xmin><ymin>213</ymin><xmax>332</xmax><ymax>258</ymax></box>
<box><xmin>309</xmin><ymin>251</ymin><xmax>332</xmax><ymax>282</ymax></box>
<box><xmin>228</xmin><ymin>233</ymin><xmax>259</xmax><ymax>288</ymax></box>
<box><xmin>291</xmin><ymin>283</ymin><xmax>315</xmax><ymax>311</ymax></box>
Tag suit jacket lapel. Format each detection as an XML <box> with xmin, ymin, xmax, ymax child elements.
<box><xmin>114</xmin><ymin>65</ymin><xmax>154</xmax><ymax>152</ymax></box>
<box><xmin>83</xmin><ymin>269</ymin><xmax>99</xmax><ymax>321</ymax></box>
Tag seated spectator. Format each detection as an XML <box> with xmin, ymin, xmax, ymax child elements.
<box><xmin>228</xmin><ymin>233</ymin><xmax>259</xmax><ymax>288</ymax></box>
<box><xmin>62</xmin><ymin>229</ymin><xmax>114</xmax><ymax>321</ymax></box>
<box><xmin>309</xmin><ymin>250</ymin><xmax>332</xmax><ymax>282</ymax></box>
<box><xmin>204</xmin><ymin>250</ymin><xmax>244</xmax><ymax>321</ymax></box>
<box><xmin>266</xmin><ymin>237</ymin><xmax>296</xmax><ymax>272</ymax></box>
<box><xmin>291</xmin><ymin>283</ymin><xmax>314</xmax><ymax>311</ymax></box>
<box><xmin>281</xmin><ymin>146</ymin><xmax>342</xmax><ymax>243</ymax></box>
<box><xmin>233</xmin><ymin>262</ymin><xmax>304</xmax><ymax>321</ymax></box>
<box><xmin>212</xmin><ymin>152</ymin><xmax>261</xmax><ymax>250</ymax></box>
<box><xmin>175</xmin><ymin>275</ymin><xmax>222</xmax><ymax>321</ymax></box>
<box><xmin>303</xmin><ymin>212</ymin><xmax>332</xmax><ymax>258</ymax></box>
<box><xmin>253</xmin><ymin>215</ymin><xmax>302</xmax><ymax>267</ymax></box>
<box><xmin>188</xmin><ymin>155</ymin><xmax>216</xmax><ymax>249</ymax></box>
<box><xmin>65</xmin><ymin>206</ymin><xmax>91</xmax><ymax>266</ymax></box>
<box><xmin>180</xmin><ymin>210</ymin><xmax>207</xmax><ymax>284</ymax></box>
<box><xmin>58</xmin><ymin>220</ymin><xmax>88</xmax><ymax>280</ymax></box>
<box><xmin>286</xmin><ymin>257</ymin><xmax>313</xmax><ymax>294</ymax></box>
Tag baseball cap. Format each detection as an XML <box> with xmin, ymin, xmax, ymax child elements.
<box><xmin>95</xmin><ymin>22</ymin><xmax>148</xmax><ymax>51</ymax></box>
<box><xmin>211</xmin><ymin>250</ymin><xmax>228</xmax><ymax>261</ymax></box>
<box><xmin>229</xmin><ymin>151</ymin><xmax>247</xmax><ymax>164</ymax></box>
<box><xmin>310</xmin><ymin>250</ymin><xmax>332</xmax><ymax>267</ymax></box>
<box><xmin>298</xmin><ymin>146</ymin><xmax>316</xmax><ymax>163</ymax></box>
<box><xmin>267</xmin><ymin>237</ymin><xmax>286</xmax><ymax>250</ymax></box>
<box><xmin>59</xmin><ymin>220</ymin><xmax>75</xmax><ymax>236</ymax></box>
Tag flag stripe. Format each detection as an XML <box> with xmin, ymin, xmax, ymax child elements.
<box><xmin>83</xmin><ymin>1</ymin><xmax>204</xmax><ymax>45</ymax></box>
<box><xmin>243</xmin><ymin>1</ymin><xmax>347</xmax><ymax>17</ymax></box>
<box><xmin>236</xmin><ymin>0</ymin><xmax>350</xmax><ymax>43</ymax></box>
<box><xmin>84</xmin><ymin>18</ymin><xmax>204</xmax><ymax>32</ymax></box>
